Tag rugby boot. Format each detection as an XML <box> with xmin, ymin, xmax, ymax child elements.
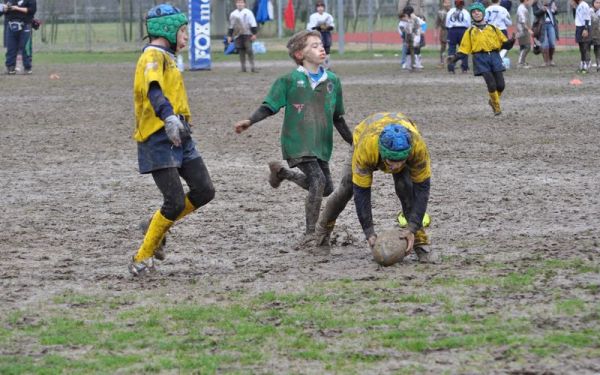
<box><xmin>315</xmin><ymin>221</ymin><xmax>335</xmax><ymax>249</ymax></box>
<box><xmin>414</xmin><ymin>245</ymin><xmax>437</xmax><ymax>264</ymax></box>
<box><xmin>488</xmin><ymin>91</ymin><xmax>502</xmax><ymax>115</ymax></box>
<box><xmin>414</xmin><ymin>230</ymin><xmax>436</xmax><ymax>263</ymax></box>
<box><xmin>133</xmin><ymin>210</ymin><xmax>174</xmax><ymax>265</ymax></box>
<box><xmin>268</xmin><ymin>161</ymin><xmax>284</xmax><ymax>188</ymax></box>
<box><xmin>128</xmin><ymin>256</ymin><xmax>155</xmax><ymax>276</ymax></box>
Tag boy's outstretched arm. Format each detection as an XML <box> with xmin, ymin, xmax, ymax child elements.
<box><xmin>333</xmin><ymin>114</ymin><xmax>353</xmax><ymax>145</ymax></box>
<box><xmin>234</xmin><ymin>105</ymin><xmax>275</xmax><ymax>134</ymax></box>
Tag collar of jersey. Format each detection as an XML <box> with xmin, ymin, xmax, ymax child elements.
<box><xmin>296</xmin><ymin>65</ymin><xmax>328</xmax><ymax>90</ymax></box>
<box><xmin>144</xmin><ymin>44</ymin><xmax>176</xmax><ymax>59</ymax></box>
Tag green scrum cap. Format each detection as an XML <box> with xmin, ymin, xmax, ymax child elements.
<box><xmin>146</xmin><ymin>4</ymin><xmax>188</xmax><ymax>46</ymax></box>
<box><xmin>468</xmin><ymin>2</ymin><xmax>487</xmax><ymax>15</ymax></box>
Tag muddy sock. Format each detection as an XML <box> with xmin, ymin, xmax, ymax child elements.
<box><xmin>278</xmin><ymin>168</ymin><xmax>309</xmax><ymax>190</ymax></box>
<box><xmin>240</xmin><ymin>52</ymin><xmax>247</xmax><ymax>71</ymax></box>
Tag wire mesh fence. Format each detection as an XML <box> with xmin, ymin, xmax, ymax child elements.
<box><xmin>0</xmin><ymin>0</ymin><xmax>580</xmax><ymax>52</ymax></box>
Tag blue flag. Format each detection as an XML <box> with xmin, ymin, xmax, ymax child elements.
<box><xmin>253</xmin><ymin>0</ymin><xmax>273</xmax><ymax>24</ymax></box>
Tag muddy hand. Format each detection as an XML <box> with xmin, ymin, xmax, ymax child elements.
<box><xmin>399</xmin><ymin>229</ymin><xmax>415</xmax><ymax>254</ymax></box>
<box><xmin>234</xmin><ymin>119</ymin><xmax>251</xmax><ymax>134</ymax></box>
<box><xmin>164</xmin><ymin>115</ymin><xmax>184</xmax><ymax>147</ymax></box>
<box><xmin>367</xmin><ymin>234</ymin><xmax>377</xmax><ymax>248</ymax></box>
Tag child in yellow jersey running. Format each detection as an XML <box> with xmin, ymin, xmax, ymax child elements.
<box><xmin>129</xmin><ymin>4</ymin><xmax>215</xmax><ymax>276</ymax></box>
<box><xmin>234</xmin><ymin>30</ymin><xmax>352</xmax><ymax>248</ymax></box>
<box><xmin>313</xmin><ymin>112</ymin><xmax>435</xmax><ymax>263</ymax></box>
<box><xmin>451</xmin><ymin>3</ymin><xmax>515</xmax><ymax>115</ymax></box>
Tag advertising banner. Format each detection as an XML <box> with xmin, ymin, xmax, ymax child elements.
<box><xmin>189</xmin><ymin>0</ymin><xmax>211</xmax><ymax>70</ymax></box>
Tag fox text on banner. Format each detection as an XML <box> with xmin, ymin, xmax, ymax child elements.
<box><xmin>189</xmin><ymin>0</ymin><xmax>211</xmax><ymax>70</ymax></box>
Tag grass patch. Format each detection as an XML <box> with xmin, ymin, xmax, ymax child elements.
<box><xmin>1</xmin><ymin>275</ymin><xmax>599</xmax><ymax>373</ymax></box>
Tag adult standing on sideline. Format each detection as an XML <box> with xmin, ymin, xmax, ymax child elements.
<box><xmin>0</xmin><ymin>0</ymin><xmax>36</xmax><ymax>75</ymax></box>
<box><xmin>572</xmin><ymin>0</ymin><xmax>592</xmax><ymax>72</ymax></box>
<box><xmin>435</xmin><ymin>0</ymin><xmax>452</xmax><ymax>66</ymax></box>
<box><xmin>532</xmin><ymin>0</ymin><xmax>559</xmax><ymax>66</ymax></box>
<box><xmin>227</xmin><ymin>0</ymin><xmax>259</xmax><ymax>73</ymax></box>
<box><xmin>398</xmin><ymin>0</ymin><xmax>426</xmax><ymax>18</ymax></box>
<box><xmin>516</xmin><ymin>0</ymin><xmax>534</xmax><ymax>68</ymax></box>
<box><xmin>446</xmin><ymin>0</ymin><xmax>471</xmax><ymax>73</ymax></box>
<box><xmin>307</xmin><ymin>1</ymin><xmax>335</xmax><ymax>68</ymax></box>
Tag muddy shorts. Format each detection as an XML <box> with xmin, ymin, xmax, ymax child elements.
<box><xmin>137</xmin><ymin>122</ymin><xmax>199</xmax><ymax>174</ymax></box>
<box><xmin>472</xmin><ymin>51</ymin><xmax>505</xmax><ymax>76</ymax></box>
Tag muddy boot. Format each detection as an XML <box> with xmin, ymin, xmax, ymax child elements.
<box><xmin>128</xmin><ymin>256</ymin><xmax>155</xmax><ymax>276</ymax></box>
<box><xmin>268</xmin><ymin>162</ymin><xmax>311</xmax><ymax>191</ymax></box>
<box><xmin>414</xmin><ymin>245</ymin><xmax>438</xmax><ymax>264</ymax></box>
<box><xmin>293</xmin><ymin>232</ymin><xmax>317</xmax><ymax>251</ymax></box>
<box><xmin>488</xmin><ymin>91</ymin><xmax>501</xmax><ymax>115</ymax></box>
<box><xmin>315</xmin><ymin>221</ymin><xmax>335</xmax><ymax>249</ymax></box>
<box><xmin>268</xmin><ymin>161</ymin><xmax>284</xmax><ymax>188</ymax></box>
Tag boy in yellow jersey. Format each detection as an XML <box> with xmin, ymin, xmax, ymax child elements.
<box><xmin>129</xmin><ymin>4</ymin><xmax>215</xmax><ymax>276</ymax></box>
<box><xmin>451</xmin><ymin>3</ymin><xmax>515</xmax><ymax>115</ymax></box>
<box><xmin>314</xmin><ymin>112</ymin><xmax>435</xmax><ymax>263</ymax></box>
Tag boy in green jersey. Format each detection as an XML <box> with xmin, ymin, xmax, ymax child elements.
<box><xmin>234</xmin><ymin>30</ymin><xmax>352</xmax><ymax>247</ymax></box>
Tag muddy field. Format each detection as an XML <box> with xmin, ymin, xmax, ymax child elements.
<box><xmin>1</xmin><ymin>54</ymin><xmax>599</xmax><ymax>373</ymax></box>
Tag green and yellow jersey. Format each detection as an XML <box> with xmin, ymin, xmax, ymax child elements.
<box><xmin>133</xmin><ymin>46</ymin><xmax>191</xmax><ymax>142</ymax></box>
<box><xmin>458</xmin><ymin>24</ymin><xmax>507</xmax><ymax>54</ymax></box>
<box><xmin>352</xmin><ymin>112</ymin><xmax>431</xmax><ymax>188</ymax></box>
<box><xmin>262</xmin><ymin>66</ymin><xmax>344</xmax><ymax>162</ymax></box>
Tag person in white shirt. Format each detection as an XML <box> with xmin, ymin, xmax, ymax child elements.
<box><xmin>572</xmin><ymin>0</ymin><xmax>592</xmax><ymax>72</ymax></box>
<box><xmin>590</xmin><ymin>0</ymin><xmax>600</xmax><ymax>71</ymax></box>
<box><xmin>486</xmin><ymin>0</ymin><xmax>513</xmax><ymax>36</ymax></box>
<box><xmin>227</xmin><ymin>0</ymin><xmax>258</xmax><ymax>73</ymax></box>
<box><xmin>516</xmin><ymin>0</ymin><xmax>534</xmax><ymax>68</ymax></box>
<box><xmin>398</xmin><ymin>9</ymin><xmax>425</xmax><ymax>70</ymax></box>
<box><xmin>307</xmin><ymin>1</ymin><xmax>335</xmax><ymax>68</ymax></box>
<box><xmin>446</xmin><ymin>0</ymin><xmax>471</xmax><ymax>73</ymax></box>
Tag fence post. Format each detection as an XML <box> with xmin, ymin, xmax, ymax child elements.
<box><xmin>337</xmin><ymin>0</ymin><xmax>344</xmax><ymax>55</ymax></box>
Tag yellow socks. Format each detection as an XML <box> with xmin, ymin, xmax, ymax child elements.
<box><xmin>414</xmin><ymin>229</ymin><xmax>429</xmax><ymax>248</ymax></box>
<box><xmin>488</xmin><ymin>91</ymin><xmax>501</xmax><ymax>115</ymax></box>
<box><xmin>176</xmin><ymin>196</ymin><xmax>197</xmax><ymax>221</ymax></box>
<box><xmin>134</xmin><ymin>210</ymin><xmax>174</xmax><ymax>262</ymax></box>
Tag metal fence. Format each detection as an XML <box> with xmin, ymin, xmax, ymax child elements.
<box><xmin>0</xmin><ymin>0</ymin><xmax>579</xmax><ymax>52</ymax></box>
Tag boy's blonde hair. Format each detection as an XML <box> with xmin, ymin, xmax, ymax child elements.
<box><xmin>286</xmin><ymin>30</ymin><xmax>322</xmax><ymax>65</ymax></box>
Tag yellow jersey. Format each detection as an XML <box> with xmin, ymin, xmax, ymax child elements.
<box><xmin>133</xmin><ymin>46</ymin><xmax>191</xmax><ymax>142</ymax></box>
<box><xmin>352</xmin><ymin>112</ymin><xmax>431</xmax><ymax>188</ymax></box>
<box><xmin>458</xmin><ymin>24</ymin><xmax>507</xmax><ymax>54</ymax></box>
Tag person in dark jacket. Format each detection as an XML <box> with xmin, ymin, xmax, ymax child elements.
<box><xmin>532</xmin><ymin>0</ymin><xmax>559</xmax><ymax>66</ymax></box>
<box><xmin>1</xmin><ymin>0</ymin><xmax>37</xmax><ymax>74</ymax></box>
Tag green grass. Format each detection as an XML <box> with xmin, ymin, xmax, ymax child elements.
<box><xmin>2</xmin><ymin>260</ymin><xmax>599</xmax><ymax>373</ymax></box>
<box><xmin>0</xmin><ymin>272</ymin><xmax>600</xmax><ymax>374</ymax></box>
